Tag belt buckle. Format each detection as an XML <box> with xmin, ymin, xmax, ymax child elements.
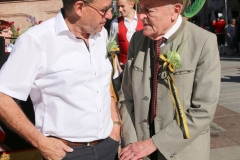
<box><xmin>87</xmin><ymin>142</ymin><xmax>91</xmax><ymax>146</ymax></box>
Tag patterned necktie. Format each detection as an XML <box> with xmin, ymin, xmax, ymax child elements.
<box><xmin>150</xmin><ymin>38</ymin><xmax>165</xmax><ymax>123</ymax></box>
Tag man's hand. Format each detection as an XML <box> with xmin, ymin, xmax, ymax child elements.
<box><xmin>119</xmin><ymin>138</ymin><xmax>157</xmax><ymax>160</ymax></box>
<box><xmin>37</xmin><ymin>136</ymin><xmax>73</xmax><ymax>160</ymax></box>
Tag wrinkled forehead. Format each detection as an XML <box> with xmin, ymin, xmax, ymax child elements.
<box><xmin>139</xmin><ymin>0</ymin><xmax>183</xmax><ymax>5</ymax></box>
<box><xmin>138</xmin><ymin>0</ymin><xmax>170</xmax><ymax>8</ymax></box>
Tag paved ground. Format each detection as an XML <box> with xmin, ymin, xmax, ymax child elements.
<box><xmin>210</xmin><ymin>54</ymin><xmax>240</xmax><ymax>160</ymax></box>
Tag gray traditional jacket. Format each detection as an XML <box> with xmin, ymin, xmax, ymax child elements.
<box><xmin>119</xmin><ymin>19</ymin><xmax>221</xmax><ymax>160</ymax></box>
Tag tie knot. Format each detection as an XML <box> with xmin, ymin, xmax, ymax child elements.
<box><xmin>155</xmin><ymin>38</ymin><xmax>165</xmax><ymax>47</ymax></box>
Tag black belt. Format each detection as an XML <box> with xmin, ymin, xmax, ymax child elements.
<box><xmin>49</xmin><ymin>136</ymin><xmax>103</xmax><ymax>147</ymax></box>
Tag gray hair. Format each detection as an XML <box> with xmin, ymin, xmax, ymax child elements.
<box><xmin>62</xmin><ymin>0</ymin><xmax>95</xmax><ymax>11</ymax></box>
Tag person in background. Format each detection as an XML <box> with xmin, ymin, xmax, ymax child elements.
<box><xmin>212</xmin><ymin>13</ymin><xmax>226</xmax><ymax>56</ymax></box>
<box><xmin>0</xmin><ymin>20</ymin><xmax>13</xmax><ymax>53</ymax></box>
<box><xmin>119</xmin><ymin>0</ymin><xmax>220</xmax><ymax>159</ymax></box>
<box><xmin>227</xmin><ymin>18</ymin><xmax>237</xmax><ymax>56</ymax></box>
<box><xmin>0</xmin><ymin>0</ymin><xmax>121</xmax><ymax>159</ymax></box>
<box><xmin>110</xmin><ymin>0</ymin><xmax>143</xmax><ymax>70</ymax></box>
<box><xmin>236</xmin><ymin>16</ymin><xmax>240</xmax><ymax>54</ymax></box>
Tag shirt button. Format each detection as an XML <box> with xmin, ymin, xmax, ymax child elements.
<box><xmin>99</xmin><ymin>110</ymin><xmax>101</xmax><ymax>112</ymax></box>
<box><xmin>97</xmin><ymin>91</ymin><xmax>99</xmax><ymax>94</ymax></box>
<box><xmin>100</xmin><ymin>128</ymin><xmax>102</xmax><ymax>131</ymax></box>
<box><xmin>95</xmin><ymin>73</ymin><xmax>97</xmax><ymax>75</ymax></box>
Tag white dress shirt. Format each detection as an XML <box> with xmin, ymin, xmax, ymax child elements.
<box><xmin>161</xmin><ymin>15</ymin><xmax>182</xmax><ymax>47</ymax></box>
<box><xmin>110</xmin><ymin>11</ymin><xmax>138</xmax><ymax>43</ymax></box>
<box><xmin>0</xmin><ymin>10</ymin><xmax>113</xmax><ymax>142</ymax></box>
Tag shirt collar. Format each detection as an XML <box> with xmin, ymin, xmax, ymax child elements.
<box><xmin>163</xmin><ymin>15</ymin><xmax>182</xmax><ymax>40</ymax></box>
<box><xmin>55</xmin><ymin>9</ymin><xmax>70</xmax><ymax>36</ymax></box>
<box><xmin>54</xmin><ymin>9</ymin><xmax>100</xmax><ymax>39</ymax></box>
<box><xmin>123</xmin><ymin>10</ymin><xmax>138</xmax><ymax>22</ymax></box>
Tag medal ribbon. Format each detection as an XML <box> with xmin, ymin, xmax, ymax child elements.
<box><xmin>159</xmin><ymin>54</ymin><xmax>190</xmax><ymax>139</ymax></box>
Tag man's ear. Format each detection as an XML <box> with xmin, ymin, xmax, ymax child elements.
<box><xmin>74</xmin><ymin>1</ymin><xmax>84</xmax><ymax>16</ymax></box>
<box><xmin>130</xmin><ymin>1</ymin><xmax>135</xmax><ymax>8</ymax></box>
<box><xmin>172</xmin><ymin>3</ymin><xmax>182</xmax><ymax>21</ymax></box>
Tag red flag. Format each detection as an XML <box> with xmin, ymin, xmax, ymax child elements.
<box><xmin>0</xmin><ymin>126</ymin><xmax>5</xmax><ymax>142</ymax></box>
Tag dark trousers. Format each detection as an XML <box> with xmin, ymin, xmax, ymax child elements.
<box><xmin>217</xmin><ymin>34</ymin><xmax>225</xmax><ymax>46</ymax></box>
<box><xmin>62</xmin><ymin>137</ymin><xmax>119</xmax><ymax>160</ymax></box>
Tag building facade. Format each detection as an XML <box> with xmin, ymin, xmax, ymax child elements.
<box><xmin>0</xmin><ymin>0</ymin><xmax>62</xmax><ymax>32</ymax></box>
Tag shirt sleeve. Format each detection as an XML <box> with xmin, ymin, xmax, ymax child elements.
<box><xmin>0</xmin><ymin>33</ymin><xmax>45</xmax><ymax>101</ymax></box>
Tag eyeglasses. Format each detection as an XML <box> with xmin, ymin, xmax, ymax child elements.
<box><xmin>82</xmin><ymin>0</ymin><xmax>112</xmax><ymax>16</ymax></box>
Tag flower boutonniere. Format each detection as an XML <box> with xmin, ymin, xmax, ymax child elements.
<box><xmin>159</xmin><ymin>37</ymin><xmax>188</xmax><ymax>72</ymax></box>
<box><xmin>106</xmin><ymin>31</ymin><xmax>119</xmax><ymax>59</ymax></box>
<box><xmin>162</xmin><ymin>50</ymin><xmax>182</xmax><ymax>70</ymax></box>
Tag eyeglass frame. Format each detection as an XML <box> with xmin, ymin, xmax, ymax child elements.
<box><xmin>81</xmin><ymin>0</ymin><xmax>112</xmax><ymax>16</ymax></box>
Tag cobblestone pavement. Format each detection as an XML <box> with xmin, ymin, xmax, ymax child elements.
<box><xmin>210</xmin><ymin>55</ymin><xmax>240</xmax><ymax>160</ymax></box>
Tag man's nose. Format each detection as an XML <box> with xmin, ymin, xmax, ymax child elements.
<box><xmin>118</xmin><ymin>7</ymin><xmax>123</xmax><ymax>12</ymax></box>
<box><xmin>105</xmin><ymin>9</ymin><xmax>112</xmax><ymax>20</ymax></box>
<box><xmin>139</xmin><ymin>13</ymin><xmax>146</xmax><ymax>21</ymax></box>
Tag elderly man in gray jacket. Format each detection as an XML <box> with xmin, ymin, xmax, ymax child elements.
<box><xmin>119</xmin><ymin>0</ymin><xmax>221</xmax><ymax>160</ymax></box>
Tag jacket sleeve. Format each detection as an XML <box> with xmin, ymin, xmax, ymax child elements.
<box><xmin>152</xmin><ymin>33</ymin><xmax>221</xmax><ymax>158</ymax></box>
<box><xmin>119</xmin><ymin>35</ymin><xmax>138</xmax><ymax>147</ymax></box>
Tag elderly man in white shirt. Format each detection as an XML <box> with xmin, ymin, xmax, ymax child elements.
<box><xmin>0</xmin><ymin>0</ymin><xmax>120</xmax><ymax>160</ymax></box>
<box><xmin>110</xmin><ymin>0</ymin><xmax>143</xmax><ymax>69</ymax></box>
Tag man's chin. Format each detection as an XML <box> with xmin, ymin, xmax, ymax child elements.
<box><xmin>92</xmin><ymin>27</ymin><xmax>102</xmax><ymax>34</ymax></box>
<box><xmin>142</xmin><ymin>29</ymin><xmax>153</xmax><ymax>37</ymax></box>
<box><xmin>119</xmin><ymin>12</ymin><xmax>125</xmax><ymax>17</ymax></box>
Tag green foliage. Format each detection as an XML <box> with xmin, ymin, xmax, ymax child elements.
<box><xmin>106</xmin><ymin>31</ymin><xmax>119</xmax><ymax>58</ymax></box>
<box><xmin>165</xmin><ymin>51</ymin><xmax>182</xmax><ymax>70</ymax></box>
<box><xmin>163</xmin><ymin>36</ymin><xmax>189</xmax><ymax>70</ymax></box>
<box><xmin>107</xmin><ymin>31</ymin><xmax>119</xmax><ymax>52</ymax></box>
<box><xmin>182</xmin><ymin>0</ymin><xmax>206</xmax><ymax>18</ymax></box>
<box><xmin>10</xmin><ymin>25</ymin><xmax>20</xmax><ymax>44</ymax></box>
<box><xmin>9</xmin><ymin>15</ymin><xmax>42</xmax><ymax>44</ymax></box>
<box><xmin>107</xmin><ymin>40</ymin><xmax>119</xmax><ymax>53</ymax></box>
